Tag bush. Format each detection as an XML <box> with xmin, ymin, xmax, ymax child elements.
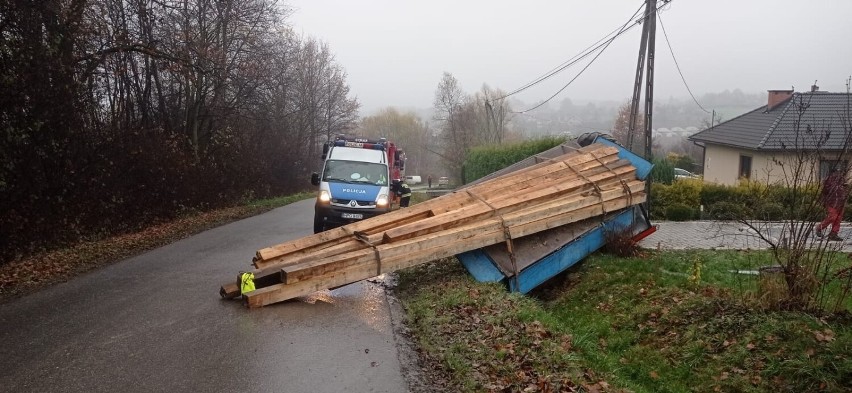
<box><xmin>707</xmin><ymin>201</ymin><xmax>747</xmax><ymax>220</ymax></box>
<box><xmin>463</xmin><ymin>136</ymin><xmax>566</xmax><ymax>183</ymax></box>
<box><xmin>665</xmin><ymin>203</ymin><xmax>695</xmax><ymax>221</ymax></box>
<box><xmin>699</xmin><ymin>182</ymin><xmax>736</xmax><ymax>206</ymax></box>
<box><xmin>650</xmin><ymin>157</ymin><xmax>675</xmax><ymax>185</ymax></box>
<box><xmin>756</xmin><ymin>202</ymin><xmax>785</xmax><ymax>221</ymax></box>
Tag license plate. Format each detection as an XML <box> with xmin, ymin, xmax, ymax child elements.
<box><xmin>341</xmin><ymin>212</ymin><xmax>363</xmax><ymax>220</ymax></box>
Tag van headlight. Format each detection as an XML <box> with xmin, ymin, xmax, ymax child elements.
<box><xmin>377</xmin><ymin>194</ymin><xmax>388</xmax><ymax>207</ymax></box>
<box><xmin>319</xmin><ymin>190</ymin><xmax>331</xmax><ymax>203</ymax></box>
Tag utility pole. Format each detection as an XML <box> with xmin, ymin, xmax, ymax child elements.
<box><xmin>643</xmin><ymin>0</ymin><xmax>657</xmax><ymax>163</ymax></box>
<box><xmin>627</xmin><ymin>0</ymin><xmax>660</xmax><ymax>210</ymax></box>
<box><xmin>626</xmin><ymin>0</ymin><xmax>652</xmax><ymax>152</ymax></box>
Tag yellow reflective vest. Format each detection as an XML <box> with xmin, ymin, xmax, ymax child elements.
<box><xmin>240</xmin><ymin>272</ymin><xmax>255</xmax><ymax>294</ymax></box>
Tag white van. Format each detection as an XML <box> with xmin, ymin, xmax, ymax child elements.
<box><xmin>404</xmin><ymin>175</ymin><xmax>421</xmax><ymax>185</ymax></box>
<box><xmin>311</xmin><ymin>136</ymin><xmax>393</xmax><ymax>233</ymax></box>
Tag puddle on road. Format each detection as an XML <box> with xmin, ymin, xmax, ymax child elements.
<box><xmin>292</xmin><ymin>274</ymin><xmax>394</xmax><ymax>334</ymax></box>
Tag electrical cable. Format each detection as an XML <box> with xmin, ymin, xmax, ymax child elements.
<box><xmin>512</xmin><ymin>3</ymin><xmax>644</xmax><ymax>113</ymax></box>
<box><xmin>658</xmin><ymin>13</ymin><xmax>711</xmax><ymax>114</ymax></box>
<box><xmin>506</xmin><ymin>0</ymin><xmax>679</xmax><ymax>114</ymax></box>
<box><xmin>497</xmin><ymin>2</ymin><xmax>646</xmax><ymax>100</ymax></box>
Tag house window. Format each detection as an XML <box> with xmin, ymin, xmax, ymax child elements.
<box><xmin>739</xmin><ymin>155</ymin><xmax>752</xmax><ymax>179</ymax></box>
<box><xmin>819</xmin><ymin>160</ymin><xmax>849</xmax><ymax>180</ymax></box>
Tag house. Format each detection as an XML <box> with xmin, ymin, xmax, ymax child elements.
<box><xmin>689</xmin><ymin>87</ymin><xmax>852</xmax><ymax>185</ymax></box>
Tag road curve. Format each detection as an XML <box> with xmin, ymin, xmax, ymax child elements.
<box><xmin>0</xmin><ymin>199</ymin><xmax>410</xmax><ymax>392</ymax></box>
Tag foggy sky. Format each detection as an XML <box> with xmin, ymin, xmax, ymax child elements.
<box><xmin>287</xmin><ymin>0</ymin><xmax>852</xmax><ymax>116</ymax></box>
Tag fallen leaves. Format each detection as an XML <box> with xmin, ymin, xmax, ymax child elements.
<box><xmin>0</xmin><ymin>203</ymin><xmax>274</xmax><ymax>302</ymax></box>
<box><xmin>813</xmin><ymin>328</ymin><xmax>836</xmax><ymax>343</ymax></box>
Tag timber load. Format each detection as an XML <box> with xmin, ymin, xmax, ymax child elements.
<box><xmin>220</xmin><ymin>141</ymin><xmax>648</xmax><ymax>308</ymax></box>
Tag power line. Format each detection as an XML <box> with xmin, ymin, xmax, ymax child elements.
<box><xmin>512</xmin><ymin>4</ymin><xmax>645</xmax><ymax>114</ymax></box>
<box><xmin>657</xmin><ymin>13</ymin><xmax>711</xmax><ymax>114</ymax></box>
<box><xmin>497</xmin><ymin>3</ymin><xmax>646</xmax><ymax>100</ymax></box>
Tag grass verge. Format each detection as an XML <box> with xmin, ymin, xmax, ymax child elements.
<box><xmin>394</xmin><ymin>250</ymin><xmax>852</xmax><ymax>392</ymax></box>
<box><xmin>0</xmin><ymin>192</ymin><xmax>314</xmax><ymax>303</ymax></box>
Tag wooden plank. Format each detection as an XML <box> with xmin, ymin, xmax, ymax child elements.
<box><xmin>501</xmin><ymin>180</ymin><xmax>646</xmax><ymax>228</ymax></box>
<box><xmin>484</xmin><ymin>154</ymin><xmax>625</xmax><ymax>204</ymax></box>
<box><xmin>246</xmin><ymin>193</ymin><xmax>647</xmax><ymax>306</ymax></box>
<box><xmin>380</xmin><ymin>162</ymin><xmax>635</xmax><ymax>243</ymax></box>
<box><xmin>465</xmin><ymin>148</ymin><xmax>619</xmax><ymax>200</ymax></box>
<box><xmin>253</xmin><ymin>144</ymin><xmax>618</xmax><ymax>263</ymax></box>
<box><xmin>508</xmin><ymin>193</ymin><xmax>647</xmax><ymax>239</ymax></box>
<box><xmin>265</xmin><ymin>182</ymin><xmax>642</xmax><ymax>288</ymax></box>
<box><xmin>253</xmin><ymin>194</ymin><xmax>478</xmax><ymax>264</ymax></box>
<box><xmin>243</xmin><ymin>262</ymin><xmax>382</xmax><ymax>308</ymax></box>
<box><xmin>282</xmin><ymin>188</ymin><xmax>643</xmax><ymax>284</ymax></box>
<box><xmin>256</xmin><ymin>235</ymin><xmax>368</xmax><ymax>270</ymax></box>
<box><xmin>251</xmin><ymin>196</ymin><xmax>644</xmax><ymax>306</ymax></box>
<box><xmin>253</xmin><ymin>170</ymin><xmax>641</xmax><ymax>284</ymax></box>
<box><xmin>219</xmin><ymin>282</ymin><xmax>240</xmax><ymax>299</ymax></box>
<box><xmin>281</xmin><ymin>221</ymin><xmax>508</xmax><ymax>284</ymax></box>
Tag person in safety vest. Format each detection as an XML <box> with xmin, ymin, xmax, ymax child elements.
<box><xmin>816</xmin><ymin>166</ymin><xmax>849</xmax><ymax>241</ymax></box>
<box><xmin>394</xmin><ymin>180</ymin><xmax>412</xmax><ymax>208</ymax></box>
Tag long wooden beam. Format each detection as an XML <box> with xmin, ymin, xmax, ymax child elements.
<box><xmin>244</xmin><ymin>170</ymin><xmax>640</xmax><ymax>287</ymax></box>
<box><xmin>243</xmin><ymin>193</ymin><xmax>646</xmax><ymax>307</ymax></box>
<box><xmin>253</xmin><ymin>144</ymin><xmax>619</xmax><ymax>263</ymax></box>
<box><xmin>280</xmin><ymin>187</ymin><xmax>645</xmax><ymax>285</ymax></box>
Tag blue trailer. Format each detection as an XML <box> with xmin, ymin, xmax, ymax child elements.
<box><xmin>456</xmin><ymin>135</ymin><xmax>656</xmax><ymax>293</ymax></box>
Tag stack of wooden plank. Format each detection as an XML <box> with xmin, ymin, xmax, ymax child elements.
<box><xmin>220</xmin><ymin>142</ymin><xmax>647</xmax><ymax>307</ymax></box>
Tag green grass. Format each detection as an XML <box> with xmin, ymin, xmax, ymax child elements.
<box><xmin>245</xmin><ymin>192</ymin><xmax>314</xmax><ymax>208</ymax></box>
<box><xmin>395</xmin><ymin>250</ymin><xmax>852</xmax><ymax>392</ymax></box>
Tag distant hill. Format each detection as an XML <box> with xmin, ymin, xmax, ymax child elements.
<box><xmin>508</xmin><ymin>90</ymin><xmax>765</xmax><ymax>137</ymax></box>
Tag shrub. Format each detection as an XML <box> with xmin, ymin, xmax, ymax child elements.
<box><xmin>756</xmin><ymin>202</ymin><xmax>785</xmax><ymax>221</ymax></box>
<box><xmin>665</xmin><ymin>203</ymin><xmax>695</xmax><ymax>221</ymax></box>
<box><xmin>602</xmin><ymin>225</ymin><xmax>641</xmax><ymax>257</ymax></box>
<box><xmin>668</xmin><ymin>179</ymin><xmax>701</xmax><ymax>206</ymax></box>
<box><xmin>699</xmin><ymin>182</ymin><xmax>732</xmax><ymax>206</ymax></box>
<box><xmin>707</xmin><ymin>201</ymin><xmax>746</xmax><ymax>220</ymax></box>
<box><xmin>650</xmin><ymin>180</ymin><xmax>700</xmax><ymax>220</ymax></box>
<box><xmin>463</xmin><ymin>136</ymin><xmax>566</xmax><ymax>183</ymax></box>
<box><xmin>650</xmin><ymin>158</ymin><xmax>675</xmax><ymax>185</ymax></box>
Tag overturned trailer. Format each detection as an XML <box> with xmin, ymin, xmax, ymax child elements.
<box><xmin>220</xmin><ymin>135</ymin><xmax>655</xmax><ymax>307</ymax></box>
<box><xmin>457</xmin><ymin>136</ymin><xmax>655</xmax><ymax>294</ymax></box>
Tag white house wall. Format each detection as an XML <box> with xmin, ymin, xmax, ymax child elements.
<box><xmin>702</xmin><ymin>144</ymin><xmax>743</xmax><ymax>185</ymax></box>
<box><xmin>703</xmin><ymin>144</ymin><xmax>823</xmax><ymax>186</ymax></box>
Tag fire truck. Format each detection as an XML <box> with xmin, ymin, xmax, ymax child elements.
<box><xmin>310</xmin><ymin>135</ymin><xmax>405</xmax><ymax>233</ymax></box>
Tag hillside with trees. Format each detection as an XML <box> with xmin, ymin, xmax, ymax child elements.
<box><xmin>0</xmin><ymin>0</ymin><xmax>358</xmax><ymax>263</ymax></box>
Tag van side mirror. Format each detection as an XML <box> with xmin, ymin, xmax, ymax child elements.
<box><xmin>310</xmin><ymin>172</ymin><xmax>320</xmax><ymax>186</ymax></box>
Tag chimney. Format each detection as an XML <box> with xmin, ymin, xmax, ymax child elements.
<box><xmin>811</xmin><ymin>84</ymin><xmax>819</xmax><ymax>92</ymax></box>
<box><xmin>767</xmin><ymin>89</ymin><xmax>794</xmax><ymax>110</ymax></box>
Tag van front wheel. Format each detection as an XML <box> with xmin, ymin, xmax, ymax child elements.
<box><xmin>313</xmin><ymin>215</ymin><xmax>325</xmax><ymax>234</ymax></box>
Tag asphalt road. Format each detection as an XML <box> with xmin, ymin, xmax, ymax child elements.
<box><xmin>0</xmin><ymin>199</ymin><xmax>410</xmax><ymax>393</ymax></box>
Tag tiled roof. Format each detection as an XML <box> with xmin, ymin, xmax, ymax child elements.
<box><xmin>689</xmin><ymin>92</ymin><xmax>852</xmax><ymax>151</ymax></box>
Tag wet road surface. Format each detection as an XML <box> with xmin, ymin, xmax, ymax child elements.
<box><xmin>0</xmin><ymin>199</ymin><xmax>409</xmax><ymax>392</ymax></box>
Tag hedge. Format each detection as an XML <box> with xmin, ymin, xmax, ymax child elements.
<box><xmin>463</xmin><ymin>136</ymin><xmax>566</xmax><ymax>183</ymax></box>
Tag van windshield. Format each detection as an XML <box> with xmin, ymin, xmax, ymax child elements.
<box><xmin>323</xmin><ymin>160</ymin><xmax>388</xmax><ymax>186</ymax></box>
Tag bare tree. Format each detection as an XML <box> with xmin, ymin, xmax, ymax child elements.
<box><xmin>432</xmin><ymin>72</ymin><xmax>470</xmax><ymax>181</ymax></box>
<box><xmin>358</xmin><ymin>108</ymin><xmax>431</xmax><ymax>175</ymax></box>
<box><xmin>475</xmin><ymin>84</ymin><xmax>512</xmax><ymax>144</ymax></box>
<box><xmin>0</xmin><ymin>0</ymin><xmax>361</xmax><ymax>263</ymax></box>
<box><xmin>612</xmin><ymin>101</ymin><xmax>643</xmax><ymax>147</ymax></box>
<box><xmin>727</xmin><ymin>86</ymin><xmax>852</xmax><ymax>312</ymax></box>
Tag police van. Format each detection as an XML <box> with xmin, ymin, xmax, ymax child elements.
<box><xmin>310</xmin><ymin>136</ymin><xmax>404</xmax><ymax>233</ymax></box>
